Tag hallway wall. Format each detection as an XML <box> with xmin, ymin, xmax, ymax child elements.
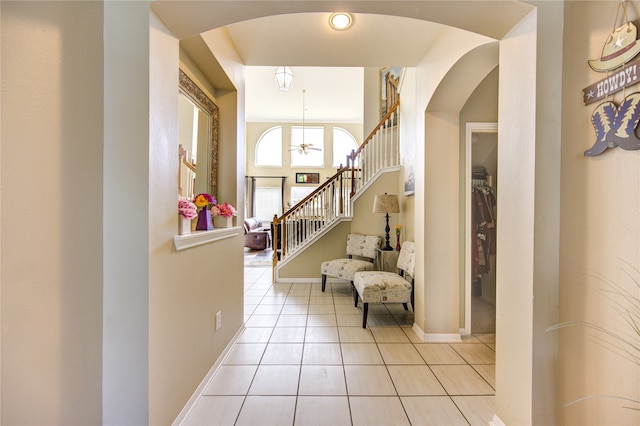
<box><xmin>559</xmin><ymin>2</ymin><xmax>640</xmax><ymax>424</ymax></box>
<box><xmin>147</xmin><ymin>21</ymin><xmax>246</xmax><ymax>425</ymax></box>
<box><xmin>1</xmin><ymin>2</ymin><xmax>104</xmax><ymax>424</ymax></box>
<box><xmin>6</xmin><ymin>1</ymin><xmax>639</xmax><ymax>425</ymax></box>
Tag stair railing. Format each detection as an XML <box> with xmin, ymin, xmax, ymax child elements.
<box><xmin>348</xmin><ymin>100</ymin><xmax>400</xmax><ymax>196</ymax></box>
<box><xmin>272</xmin><ymin>100</ymin><xmax>400</xmax><ymax>270</ymax></box>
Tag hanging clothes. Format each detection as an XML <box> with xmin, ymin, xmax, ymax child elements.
<box><xmin>471</xmin><ymin>174</ymin><xmax>496</xmax><ymax>280</ymax></box>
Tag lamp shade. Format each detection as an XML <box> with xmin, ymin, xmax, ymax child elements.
<box><xmin>275</xmin><ymin>66</ymin><xmax>293</xmax><ymax>91</ymax></box>
<box><xmin>372</xmin><ymin>194</ymin><xmax>399</xmax><ymax>214</ymax></box>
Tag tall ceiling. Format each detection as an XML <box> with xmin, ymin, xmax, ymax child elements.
<box><xmin>180</xmin><ymin>12</ymin><xmax>458</xmax><ymax>123</ymax></box>
<box><xmin>244</xmin><ymin>66</ymin><xmax>366</xmax><ymax>123</ymax></box>
<box><xmin>163</xmin><ymin>1</ymin><xmax>523</xmax><ymax>123</ymax></box>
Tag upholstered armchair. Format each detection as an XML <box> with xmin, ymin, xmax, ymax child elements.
<box><xmin>320</xmin><ymin>234</ymin><xmax>381</xmax><ymax>292</ymax></box>
<box><xmin>354</xmin><ymin>241</ymin><xmax>416</xmax><ymax>328</ymax></box>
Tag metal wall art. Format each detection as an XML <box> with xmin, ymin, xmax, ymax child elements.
<box><xmin>583</xmin><ymin>1</ymin><xmax>640</xmax><ymax>156</ymax></box>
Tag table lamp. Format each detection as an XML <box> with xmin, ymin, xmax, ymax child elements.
<box><xmin>372</xmin><ymin>193</ymin><xmax>399</xmax><ymax>251</ymax></box>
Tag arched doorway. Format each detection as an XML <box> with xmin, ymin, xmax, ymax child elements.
<box><xmin>147</xmin><ymin>3</ymin><xmax>555</xmax><ymax>424</ymax></box>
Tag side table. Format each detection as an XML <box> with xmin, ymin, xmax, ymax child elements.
<box><xmin>376</xmin><ymin>248</ymin><xmax>399</xmax><ymax>272</ymax></box>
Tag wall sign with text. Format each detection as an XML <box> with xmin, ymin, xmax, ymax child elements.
<box><xmin>583</xmin><ymin>10</ymin><xmax>640</xmax><ymax>156</ymax></box>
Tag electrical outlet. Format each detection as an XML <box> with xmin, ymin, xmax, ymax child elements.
<box><xmin>215</xmin><ymin>311</ymin><xmax>222</xmax><ymax>330</ymax></box>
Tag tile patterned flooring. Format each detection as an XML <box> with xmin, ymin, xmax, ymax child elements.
<box><xmin>180</xmin><ymin>266</ymin><xmax>496</xmax><ymax>425</ymax></box>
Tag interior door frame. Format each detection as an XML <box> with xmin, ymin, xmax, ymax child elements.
<box><xmin>464</xmin><ymin>121</ymin><xmax>498</xmax><ymax>335</ymax></box>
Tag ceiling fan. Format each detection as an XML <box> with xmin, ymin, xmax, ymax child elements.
<box><xmin>290</xmin><ymin>142</ymin><xmax>321</xmax><ymax>154</ymax></box>
<box><xmin>289</xmin><ymin>89</ymin><xmax>322</xmax><ymax>155</ymax></box>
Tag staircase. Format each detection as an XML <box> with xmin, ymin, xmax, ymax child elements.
<box><xmin>272</xmin><ymin>100</ymin><xmax>400</xmax><ymax>272</ymax></box>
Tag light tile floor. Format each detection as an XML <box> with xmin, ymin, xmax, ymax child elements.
<box><xmin>181</xmin><ymin>266</ymin><xmax>496</xmax><ymax>425</ymax></box>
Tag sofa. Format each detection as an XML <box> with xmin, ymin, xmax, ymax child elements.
<box><xmin>244</xmin><ymin>217</ymin><xmax>272</xmax><ymax>250</ymax></box>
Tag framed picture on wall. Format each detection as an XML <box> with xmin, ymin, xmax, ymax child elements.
<box><xmin>295</xmin><ymin>172</ymin><xmax>320</xmax><ymax>184</ymax></box>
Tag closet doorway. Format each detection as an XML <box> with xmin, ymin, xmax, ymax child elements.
<box><xmin>464</xmin><ymin>122</ymin><xmax>497</xmax><ymax>335</ymax></box>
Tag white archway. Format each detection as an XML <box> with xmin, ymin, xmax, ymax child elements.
<box><xmin>143</xmin><ymin>3</ymin><xmax>561</xmax><ymax>424</ymax></box>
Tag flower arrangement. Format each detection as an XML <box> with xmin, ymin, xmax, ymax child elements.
<box><xmin>211</xmin><ymin>202</ymin><xmax>237</xmax><ymax>218</ymax></box>
<box><xmin>395</xmin><ymin>224</ymin><xmax>402</xmax><ymax>236</ymax></box>
<box><xmin>194</xmin><ymin>193</ymin><xmax>216</xmax><ymax>209</ymax></box>
<box><xmin>192</xmin><ymin>193</ymin><xmax>216</xmax><ymax>231</ymax></box>
<box><xmin>178</xmin><ymin>198</ymin><xmax>198</xmax><ymax>220</ymax></box>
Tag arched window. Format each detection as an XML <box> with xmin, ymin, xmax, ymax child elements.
<box><xmin>332</xmin><ymin>127</ymin><xmax>358</xmax><ymax>167</ymax></box>
<box><xmin>290</xmin><ymin>126</ymin><xmax>324</xmax><ymax>167</ymax></box>
<box><xmin>255</xmin><ymin>126</ymin><xmax>282</xmax><ymax>167</ymax></box>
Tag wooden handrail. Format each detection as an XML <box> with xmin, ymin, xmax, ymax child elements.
<box><xmin>271</xmin><ymin>99</ymin><xmax>400</xmax><ymax>277</ymax></box>
<box><xmin>277</xmin><ymin>167</ymin><xmax>347</xmax><ymax>221</ymax></box>
<box><xmin>353</xmin><ymin>99</ymin><xmax>400</xmax><ymax>159</ymax></box>
<box><xmin>275</xmin><ymin>99</ymin><xmax>400</xmax><ymax>225</ymax></box>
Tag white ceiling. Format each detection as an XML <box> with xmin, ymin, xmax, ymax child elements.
<box><xmin>244</xmin><ymin>66</ymin><xmax>365</xmax><ymax>123</ymax></box>
<box><xmin>224</xmin><ymin>13</ymin><xmax>444</xmax><ymax>67</ymax></box>
<box><xmin>186</xmin><ymin>13</ymin><xmax>451</xmax><ymax>123</ymax></box>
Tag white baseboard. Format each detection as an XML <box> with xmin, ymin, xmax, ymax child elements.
<box><xmin>275</xmin><ymin>278</ymin><xmax>324</xmax><ymax>283</ymax></box>
<box><xmin>411</xmin><ymin>323</ymin><xmax>462</xmax><ymax>342</ymax></box>
<box><xmin>489</xmin><ymin>414</ymin><xmax>505</xmax><ymax>426</ymax></box>
<box><xmin>423</xmin><ymin>333</ymin><xmax>462</xmax><ymax>343</ymax></box>
<box><xmin>172</xmin><ymin>325</ymin><xmax>245</xmax><ymax>425</ymax></box>
<box><xmin>412</xmin><ymin>323</ymin><xmax>425</xmax><ymax>340</ymax></box>
<box><xmin>273</xmin><ymin>277</ymin><xmax>351</xmax><ymax>284</ymax></box>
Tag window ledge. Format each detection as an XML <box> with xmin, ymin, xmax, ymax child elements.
<box><xmin>174</xmin><ymin>226</ymin><xmax>242</xmax><ymax>251</ymax></box>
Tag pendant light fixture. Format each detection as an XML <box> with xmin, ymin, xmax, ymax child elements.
<box><xmin>289</xmin><ymin>89</ymin><xmax>320</xmax><ymax>155</ymax></box>
<box><xmin>275</xmin><ymin>66</ymin><xmax>293</xmax><ymax>91</ymax></box>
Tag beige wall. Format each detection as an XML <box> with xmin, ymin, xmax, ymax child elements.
<box><xmin>559</xmin><ymin>2</ymin><xmax>640</xmax><ymax>425</ymax></box>
<box><xmin>0</xmin><ymin>3</ymin><xmax>244</xmax><ymax>424</ymax></box>
<box><xmin>6</xmin><ymin>2</ymin><xmax>640</xmax><ymax>426</ymax></box>
<box><xmin>276</xmin><ymin>170</ymin><xmax>400</xmax><ymax>280</ymax></box>
<box><xmin>271</xmin><ymin>64</ymin><xmax>400</xmax><ymax>281</ymax></box>
<box><xmin>459</xmin><ymin>69</ymin><xmax>499</xmax><ymax>325</ymax></box>
<box><xmin>277</xmin><ymin>221</ymin><xmax>351</xmax><ymax>279</ymax></box>
<box><xmin>495</xmin><ymin>11</ymin><xmax>538</xmax><ymax>424</ymax></box>
<box><xmin>364</xmin><ymin>67</ymin><xmax>382</xmax><ymax>135</ymax></box>
<box><xmin>103</xmin><ymin>3</ymin><xmax>154</xmax><ymax>422</ymax></box>
<box><xmin>415</xmin><ymin>30</ymin><xmax>499</xmax><ymax>340</ymax></box>
<box><xmin>245</xmin><ymin>121</ymin><xmax>363</xmax><ymax>214</ymax></box>
<box><xmin>147</xmin><ymin>23</ymin><xmax>246</xmax><ymax>426</ymax></box>
<box><xmin>398</xmin><ymin>68</ymin><xmax>417</xmax><ymax>245</ymax></box>
<box><xmin>1</xmin><ymin>2</ymin><xmax>104</xmax><ymax>424</ymax></box>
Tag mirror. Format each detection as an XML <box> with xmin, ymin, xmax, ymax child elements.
<box><xmin>178</xmin><ymin>68</ymin><xmax>219</xmax><ymax>199</ymax></box>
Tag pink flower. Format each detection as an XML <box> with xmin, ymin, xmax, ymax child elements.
<box><xmin>211</xmin><ymin>202</ymin><xmax>237</xmax><ymax>218</ymax></box>
<box><xmin>178</xmin><ymin>199</ymin><xmax>198</xmax><ymax>220</ymax></box>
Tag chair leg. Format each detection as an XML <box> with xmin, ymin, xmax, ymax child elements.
<box><xmin>402</xmin><ymin>303</ymin><xmax>408</xmax><ymax>311</ymax></box>
<box><xmin>322</xmin><ymin>274</ymin><xmax>327</xmax><ymax>292</ymax></box>
<box><xmin>354</xmin><ymin>289</ymin><xmax>358</xmax><ymax>307</ymax></box>
<box><xmin>362</xmin><ymin>303</ymin><xmax>369</xmax><ymax>328</ymax></box>
<box><xmin>411</xmin><ymin>284</ymin><xmax>415</xmax><ymax>311</ymax></box>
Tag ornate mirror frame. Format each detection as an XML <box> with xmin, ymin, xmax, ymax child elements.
<box><xmin>178</xmin><ymin>68</ymin><xmax>219</xmax><ymax>197</ymax></box>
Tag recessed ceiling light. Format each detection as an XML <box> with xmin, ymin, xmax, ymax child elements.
<box><xmin>329</xmin><ymin>12</ymin><xmax>353</xmax><ymax>31</ymax></box>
